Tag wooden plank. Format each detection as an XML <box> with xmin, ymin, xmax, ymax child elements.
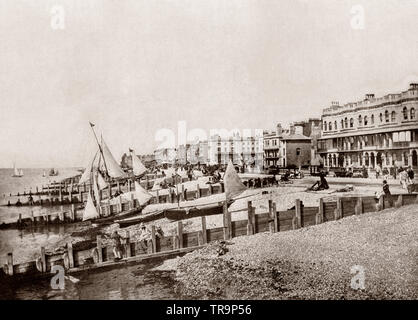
<box><xmin>177</xmin><ymin>221</ymin><xmax>183</xmax><ymax>249</ymax></box>
<box><xmin>151</xmin><ymin>226</ymin><xmax>157</xmax><ymax>253</ymax></box>
<box><xmin>67</xmin><ymin>242</ymin><xmax>74</xmax><ymax>268</ymax></box>
<box><xmin>97</xmin><ymin>235</ymin><xmax>103</xmax><ymax>263</ymax></box>
<box><xmin>125</xmin><ymin>231</ymin><xmax>132</xmax><ymax>258</ymax></box>
<box><xmin>7</xmin><ymin>253</ymin><xmax>13</xmax><ymax>276</ymax></box>
<box><xmin>40</xmin><ymin>247</ymin><xmax>46</xmax><ymax>272</ymax></box>
<box><xmin>223</xmin><ymin>201</ymin><xmax>231</xmax><ymax>240</ymax></box>
<box><xmin>201</xmin><ymin>216</ymin><xmax>207</xmax><ymax>244</ymax></box>
<box><xmin>335</xmin><ymin>197</ymin><xmax>342</xmax><ymax>220</ymax></box>
<box><xmin>273</xmin><ymin>202</ymin><xmax>278</xmax><ymax>232</ymax></box>
<box><xmin>268</xmin><ymin>200</ymin><xmax>274</xmax><ymax>233</ymax></box>
<box><xmin>295</xmin><ymin>199</ymin><xmax>302</xmax><ymax>229</ymax></box>
<box><xmin>247</xmin><ymin>201</ymin><xmax>254</xmax><ymax>235</ymax></box>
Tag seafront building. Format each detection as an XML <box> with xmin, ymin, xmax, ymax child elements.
<box><xmin>264</xmin><ymin>120</ymin><xmax>320</xmax><ymax>169</ymax></box>
<box><xmin>154</xmin><ymin>147</ymin><xmax>177</xmax><ymax>165</ymax></box>
<box><xmin>318</xmin><ymin>83</ymin><xmax>418</xmax><ymax>173</ymax></box>
<box><xmin>207</xmin><ymin>133</ymin><xmax>264</xmax><ymax>170</ymax></box>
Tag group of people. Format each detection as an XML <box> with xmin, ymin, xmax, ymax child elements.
<box><xmin>108</xmin><ymin>223</ymin><xmax>163</xmax><ymax>261</ymax></box>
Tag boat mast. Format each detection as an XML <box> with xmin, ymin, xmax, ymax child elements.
<box><xmin>89</xmin><ymin>122</ymin><xmax>110</xmax><ymax>178</ymax></box>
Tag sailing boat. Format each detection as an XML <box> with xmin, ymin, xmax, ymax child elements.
<box><xmin>42</xmin><ymin>170</ymin><xmax>46</xmax><ymax>177</ymax></box>
<box><xmin>49</xmin><ymin>168</ymin><xmax>59</xmax><ymax>176</ymax></box>
<box><xmin>130</xmin><ymin>149</ymin><xmax>147</xmax><ymax>177</ymax></box>
<box><xmin>11</xmin><ymin>163</ymin><xmax>24</xmax><ymax>177</ymax></box>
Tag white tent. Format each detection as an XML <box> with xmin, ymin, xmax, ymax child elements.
<box><xmin>82</xmin><ymin>193</ymin><xmax>100</xmax><ymax>221</ymax></box>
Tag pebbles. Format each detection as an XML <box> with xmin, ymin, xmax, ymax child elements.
<box><xmin>174</xmin><ymin>204</ymin><xmax>418</xmax><ymax>299</ymax></box>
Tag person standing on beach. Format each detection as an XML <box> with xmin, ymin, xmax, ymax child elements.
<box><xmin>382</xmin><ymin>180</ymin><xmax>393</xmax><ymax>207</ymax></box>
<box><xmin>111</xmin><ymin>231</ymin><xmax>123</xmax><ymax>261</ymax></box>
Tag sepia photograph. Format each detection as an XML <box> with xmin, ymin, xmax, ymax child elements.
<box><xmin>0</xmin><ymin>0</ymin><xmax>417</xmax><ymax>306</ymax></box>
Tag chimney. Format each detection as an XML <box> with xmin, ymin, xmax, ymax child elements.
<box><xmin>365</xmin><ymin>94</ymin><xmax>375</xmax><ymax>100</ymax></box>
<box><xmin>276</xmin><ymin>123</ymin><xmax>282</xmax><ymax>136</ymax></box>
<box><xmin>331</xmin><ymin>101</ymin><xmax>339</xmax><ymax>107</ymax></box>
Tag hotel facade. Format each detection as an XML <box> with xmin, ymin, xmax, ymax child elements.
<box><xmin>318</xmin><ymin>83</ymin><xmax>418</xmax><ymax>171</ymax></box>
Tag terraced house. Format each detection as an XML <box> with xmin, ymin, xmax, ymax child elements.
<box><xmin>318</xmin><ymin>83</ymin><xmax>418</xmax><ymax>173</ymax></box>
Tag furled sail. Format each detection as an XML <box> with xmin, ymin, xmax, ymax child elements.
<box><xmin>82</xmin><ymin>192</ymin><xmax>100</xmax><ymax>221</ymax></box>
<box><xmin>131</xmin><ymin>150</ymin><xmax>147</xmax><ymax>176</ymax></box>
<box><xmin>13</xmin><ymin>163</ymin><xmax>19</xmax><ymax>176</ymax></box>
<box><xmin>101</xmin><ymin>136</ymin><xmax>126</xmax><ymax>178</ymax></box>
<box><xmin>224</xmin><ymin>160</ymin><xmax>246</xmax><ymax>200</ymax></box>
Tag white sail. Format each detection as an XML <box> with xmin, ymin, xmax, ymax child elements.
<box><xmin>224</xmin><ymin>160</ymin><xmax>246</xmax><ymax>200</ymax></box>
<box><xmin>131</xmin><ymin>150</ymin><xmax>147</xmax><ymax>176</ymax></box>
<box><xmin>79</xmin><ymin>151</ymin><xmax>99</xmax><ymax>185</ymax></box>
<box><xmin>101</xmin><ymin>136</ymin><xmax>126</xmax><ymax>178</ymax></box>
<box><xmin>96</xmin><ymin>170</ymin><xmax>108</xmax><ymax>190</ymax></box>
<box><xmin>82</xmin><ymin>192</ymin><xmax>100</xmax><ymax>221</ymax></box>
<box><xmin>134</xmin><ymin>181</ymin><xmax>153</xmax><ymax>205</ymax></box>
<box><xmin>13</xmin><ymin>163</ymin><xmax>19</xmax><ymax>176</ymax></box>
<box><xmin>19</xmin><ymin>169</ymin><xmax>24</xmax><ymax>176</ymax></box>
<box><xmin>92</xmin><ymin>172</ymin><xmax>102</xmax><ymax>216</ymax></box>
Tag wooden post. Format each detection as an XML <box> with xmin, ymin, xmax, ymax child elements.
<box><xmin>40</xmin><ymin>247</ymin><xmax>46</xmax><ymax>272</ymax></box>
<box><xmin>197</xmin><ymin>231</ymin><xmax>204</xmax><ymax>246</ymax></box>
<box><xmin>108</xmin><ymin>184</ymin><xmax>112</xmax><ymax>199</ymax></box>
<box><xmin>130</xmin><ymin>193</ymin><xmax>135</xmax><ymax>209</ymax></box>
<box><xmin>118</xmin><ymin>197</ymin><xmax>122</xmax><ymax>213</ymax></box>
<box><xmin>247</xmin><ymin>201</ymin><xmax>254</xmax><ymax>235</ymax></box>
<box><xmin>223</xmin><ymin>201</ymin><xmax>231</xmax><ymax>240</ymax></box>
<box><xmin>316</xmin><ymin>198</ymin><xmax>325</xmax><ymax>224</ymax></box>
<box><xmin>96</xmin><ymin>235</ymin><xmax>103</xmax><ymax>263</ymax></box>
<box><xmin>59</xmin><ymin>184</ymin><xmax>62</xmax><ymax>203</ymax></box>
<box><xmin>268</xmin><ymin>199</ymin><xmax>274</xmax><ymax>233</ymax></box>
<box><xmin>67</xmin><ymin>242</ymin><xmax>74</xmax><ymax>269</ymax></box>
<box><xmin>151</xmin><ymin>226</ymin><xmax>157</xmax><ymax>253</ymax></box>
<box><xmin>201</xmin><ymin>216</ymin><xmax>207</xmax><ymax>244</ymax></box>
<box><xmin>156</xmin><ymin>189</ymin><xmax>160</xmax><ymax>204</ymax></box>
<box><xmin>208</xmin><ymin>184</ymin><xmax>212</xmax><ymax>196</ymax></box>
<box><xmin>354</xmin><ymin>197</ymin><xmax>363</xmax><ymax>215</ymax></box>
<box><xmin>125</xmin><ymin>231</ymin><xmax>131</xmax><ymax>258</ymax></box>
<box><xmin>18</xmin><ymin>213</ymin><xmax>22</xmax><ymax>225</ymax></box>
<box><xmin>196</xmin><ymin>184</ymin><xmax>200</xmax><ymax>199</ymax></box>
<box><xmin>7</xmin><ymin>253</ymin><xmax>13</xmax><ymax>275</ymax></box>
<box><xmin>177</xmin><ymin>221</ymin><xmax>183</xmax><ymax>249</ymax></box>
<box><xmin>295</xmin><ymin>199</ymin><xmax>302</xmax><ymax>229</ymax></box>
<box><xmin>172</xmin><ymin>234</ymin><xmax>179</xmax><ymax>250</ymax></box>
<box><xmin>31</xmin><ymin>210</ymin><xmax>34</xmax><ymax>222</ymax></box>
<box><xmin>273</xmin><ymin>202</ymin><xmax>279</xmax><ymax>232</ymax></box>
<box><xmin>70</xmin><ymin>204</ymin><xmax>75</xmax><ymax>221</ymax></box>
<box><xmin>378</xmin><ymin>195</ymin><xmax>384</xmax><ymax>211</ymax></box>
<box><xmin>181</xmin><ymin>185</ymin><xmax>185</xmax><ymax>201</ymax></box>
<box><xmin>335</xmin><ymin>197</ymin><xmax>342</xmax><ymax>220</ymax></box>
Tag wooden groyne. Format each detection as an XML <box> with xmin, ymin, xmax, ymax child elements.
<box><xmin>0</xmin><ymin>180</ymin><xmax>226</xmax><ymax>229</ymax></box>
<box><xmin>2</xmin><ymin>191</ymin><xmax>416</xmax><ymax>283</ymax></box>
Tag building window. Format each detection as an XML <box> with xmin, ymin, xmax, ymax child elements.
<box><xmin>403</xmin><ymin>107</ymin><xmax>408</xmax><ymax>120</ymax></box>
<box><xmin>358</xmin><ymin>115</ymin><xmax>362</xmax><ymax>126</ymax></box>
<box><xmin>380</xmin><ymin>113</ymin><xmax>383</xmax><ymax>122</ymax></box>
<box><xmin>391</xmin><ymin>111</ymin><xmax>396</xmax><ymax>122</ymax></box>
<box><xmin>385</xmin><ymin>110</ymin><xmax>389</xmax><ymax>123</ymax></box>
<box><xmin>340</xmin><ymin>120</ymin><xmax>343</xmax><ymax>129</ymax></box>
<box><xmin>323</xmin><ymin>122</ymin><xmax>327</xmax><ymax>131</ymax></box>
<box><xmin>371</xmin><ymin>114</ymin><xmax>374</xmax><ymax>124</ymax></box>
<box><xmin>410</xmin><ymin>108</ymin><xmax>415</xmax><ymax>120</ymax></box>
<box><xmin>329</xmin><ymin>122</ymin><xmax>332</xmax><ymax>130</ymax></box>
<box><xmin>344</xmin><ymin>117</ymin><xmax>348</xmax><ymax>128</ymax></box>
<box><xmin>350</xmin><ymin>118</ymin><xmax>354</xmax><ymax>128</ymax></box>
<box><xmin>296</xmin><ymin>148</ymin><xmax>301</xmax><ymax>156</ymax></box>
<box><xmin>364</xmin><ymin>116</ymin><xmax>368</xmax><ymax>126</ymax></box>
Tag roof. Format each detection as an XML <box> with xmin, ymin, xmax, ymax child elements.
<box><xmin>281</xmin><ymin>133</ymin><xmax>311</xmax><ymax>141</ymax></box>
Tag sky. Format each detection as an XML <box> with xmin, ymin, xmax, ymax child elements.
<box><xmin>0</xmin><ymin>0</ymin><xmax>418</xmax><ymax>168</ymax></box>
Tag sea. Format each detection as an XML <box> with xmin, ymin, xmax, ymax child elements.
<box><xmin>0</xmin><ymin>168</ymin><xmax>179</xmax><ymax>300</ymax></box>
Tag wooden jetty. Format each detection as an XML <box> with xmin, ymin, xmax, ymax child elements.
<box><xmin>2</xmin><ymin>192</ymin><xmax>416</xmax><ymax>283</ymax></box>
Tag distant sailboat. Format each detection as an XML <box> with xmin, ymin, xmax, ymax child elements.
<box><xmin>49</xmin><ymin>168</ymin><xmax>59</xmax><ymax>176</ymax></box>
<box><xmin>42</xmin><ymin>170</ymin><xmax>46</xmax><ymax>177</ymax></box>
<box><xmin>11</xmin><ymin>163</ymin><xmax>24</xmax><ymax>177</ymax></box>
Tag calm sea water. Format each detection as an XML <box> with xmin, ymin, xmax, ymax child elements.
<box><xmin>0</xmin><ymin>168</ymin><xmax>180</xmax><ymax>300</ymax></box>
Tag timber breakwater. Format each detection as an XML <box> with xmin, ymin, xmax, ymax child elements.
<box><xmin>1</xmin><ymin>190</ymin><xmax>416</xmax><ymax>287</ymax></box>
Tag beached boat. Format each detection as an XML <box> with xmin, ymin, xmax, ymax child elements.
<box><xmin>163</xmin><ymin>200</ymin><xmax>234</xmax><ymax>221</ymax></box>
<box><xmin>11</xmin><ymin>163</ymin><xmax>23</xmax><ymax>177</ymax></box>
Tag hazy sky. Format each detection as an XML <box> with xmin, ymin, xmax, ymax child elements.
<box><xmin>1</xmin><ymin>0</ymin><xmax>418</xmax><ymax>168</ymax></box>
